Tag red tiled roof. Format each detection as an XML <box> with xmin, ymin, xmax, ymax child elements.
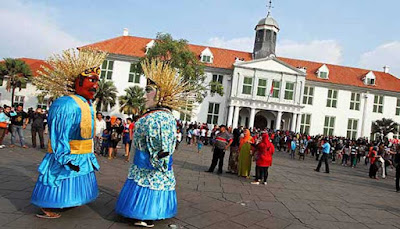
<box><xmin>82</xmin><ymin>36</ymin><xmax>253</xmax><ymax>69</ymax></box>
<box><xmin>19</xmin><ymin>58</ymin><xmax>48</xmax><ymax>77</ymax></box>
<box><xmin>83</xmin><ymin>35</ymin><xmax>400</xmax><ymax>93</ymax></box>
<box><xmin>0</xmin><ymin>58</ymin><xmax>47</xmax><ymax>77</ymax></box>
<box><xmin>278</xmin><ymin>57</ymin><xmax>400</xmax><ymax>93</ymax></box>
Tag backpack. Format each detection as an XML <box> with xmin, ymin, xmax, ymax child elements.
<box><xmin>111</xmin><ymin>129</ymin><xmax>121</xmax><ymax>141</ymax></box>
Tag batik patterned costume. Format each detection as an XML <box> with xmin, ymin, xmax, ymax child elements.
<box><xmin>31</xmin><ymin>94</ymin><xmax>99</xmax><ymax>208</ymax></box>
<box><xmin>115</xmin><ymin>110</ymin><xmax>177</xmax><ymax>220</ymax></box>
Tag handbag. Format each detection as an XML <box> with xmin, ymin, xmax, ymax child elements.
<box><xmin>0</xmin><ymin>122</ymin><xmax>7</xmax><ymax>129</ymax></box>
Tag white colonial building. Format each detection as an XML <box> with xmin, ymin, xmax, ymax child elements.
<box><xmin>3</xmin><ymin>13</ymin><xmax>400</xmax><ymax>140</ymax></box>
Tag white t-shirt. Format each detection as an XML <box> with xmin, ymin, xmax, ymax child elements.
<box><xmin>176</xmin><ymin>133</ymin><xmax>182</xmax><ymax>142</ymax></box>
<box><xmin>95</xmin><ymin>119</ymin><xmax>106</xmax><ymax>137</ymax></box>
<box><xmin>201</xmin><ymin>129</ymin><xmax>206</xmax><ymax>137</ymax></box>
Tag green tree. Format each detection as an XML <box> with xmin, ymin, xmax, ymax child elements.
<box><xmin>143</xmin><ymin>33</ymin><xmax>223</xmax><ymax>102</ymax></box>
<box><xmin>119</xmin><ymin>86</ymin><xmax>146</xmax><ymax>116</ymax></box>
<box><xmin>372</xmin><ymin>118</ymin><xmax>399</xmax><ymax>141</ymax></box>
<box><xmin>94</xmin><ymin>79</ymin><xmax>118</xmax><ymax>112</ymax></box>
<box><xmin>0</xmin><ymin>58</ymin><xmax>32</xmax><ymax>106</ymax></box>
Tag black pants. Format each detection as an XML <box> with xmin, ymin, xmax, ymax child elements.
<box><xmin>316</xmin><ymin>153</ymin><xmax>329</xmax><ymax>173</ymax></box>
<box><xmin>31</xmin><ymin>126</ymin><xmax>44</xmax><ymax>148</ymax></box>
<box><xmin>369</xmin><ymin>163</ymin><xmax>378</xmax><ymax>178</ymax></box>
<box><xmin>255</xmin><ymin>166</ymin><xmax>269</xmax><ymax>182</ymax></box>
<box><xmin>208</xmin><ymin>147</ymin><xmax>225</xmax><ymax>173</ymax></box>
<box><xmin>396</xmin><ymin>165</ymin><xmax>400</xmax><ymax>191</ymax></box>
<box><xmin>316</xmin><ymin>152</ymin><xmax>320</xmax><ymax>161</ymax></box>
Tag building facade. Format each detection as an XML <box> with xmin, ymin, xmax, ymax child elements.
<box><xmin>3</xmin><ymin>13</ymin><xmax>400</xmax><ymax>140</ymax></box>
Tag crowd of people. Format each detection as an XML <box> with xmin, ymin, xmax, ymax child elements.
<box><xmin>0</xmin><ymin>104</ymin><xmax>138</xmax><ymax>163</ymax></box>
<box><xmin>2</xmin><ymin>104</ymin><xmax>400</xmax><ymax>191</ymax></box>
<box><xmin>93</xmin><ymin>113</ymin><xmax>135</xmax><ymax>162</ymax></box>
<box><xmin>0</xmin><ymin>104</ymin><xmax>48</xmax><ymax>149</ymax></box>
<box><xmin>178</xmin><ymin>122</ymin><xmax>400</xmax><ymax>191</ymax></box>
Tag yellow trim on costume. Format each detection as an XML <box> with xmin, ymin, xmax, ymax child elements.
<box><xmin>48</xmin><ymin>139</ymin><xmax>93</xmax><ymax>154</ymax></box>
<box><xmin>69</xmin><ymin>95</ymin><xmax>93</xmax><ymax>139</ymax></box>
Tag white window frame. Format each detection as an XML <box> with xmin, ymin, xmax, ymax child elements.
<box><xmin>179</xmin><ymin>101</ymin><xmax>193</xmax><ymax>122</ymax></box>
<box><xmin>326</xmin><ymin>89</ymin><xmax>338</xmax><ymax>108</ymax></box>
<box><xmin>242</xmin><ymin>77</ymin><xmax>253</xmax><ymax>95</ymax></box>
<box><xmin>319</xmin><ymin>71</ymin><xmax>328</xmax><ymax>79</ymax></box>
<box><xmin>37</xmin><ymin>98</ymin><xmax>49</xmax><ymax>110</ymax></box>
<box><xmin>300</xmin><ymin>114</ymin><xmax>311</xmax><ymax>134</ymax></box>
<box><xmin>364</xmin><ymin>71</ymin><xmax>376</xmax><ymax>86</ymax></box>
<box><xmin>347</xmin><ymin>119</ymin><xmax>358</xmax><ymax>140</ymax></box>
<box><xmin>349</xmin><ymin>92</ymin><xmax>361</xmax><ymax>111</ymax></box>
<box><xmin>101</xmin><ymin>60</ymin><xmax>114</xmax><ymax>80</ymax></box>
<box><xmin>396</xmin><ymin>98</ymin><xmax>400</xmax><ymax>116</ymax></box>
<box><xmin>284</xmin><ymin>82</ymin><xmax>295</xmax><ymax>100</ymax></box>
<box><xmin>302</xmin><ymin>86</ymin><xmax>314</xmax><ymax>105</ymax></box>
<box><xmin>272</xmin><ymin>80</ymin><xmax>280</xmax><ymax>98</ymax></box>
<box><xmin>257</xmin><ymin>78</ymin><xmax>267</xmax><ymax>96</ymax></box>
<box><xmin>13</xmin><ymin>95</ymin><xmax>25</xmax><ymax>107</ymax></box>
<box><xmin>128</xmin><ymin>63</ymin><xmax>140</xmax><ymax>83</ymax></box>
<box><xmin>323</xmin><ymin>116</ymin><xmax>335</xmax><ymax>136</ymax></box>
<box><xmin>373</xmin><ymin>95</ymin><xmax>384</xmax><ymax>113</ymax></box>
<box><xmin>207</xmin><ymin>103</ymin><xmax>220</xmax><ymax>125</ymax></box>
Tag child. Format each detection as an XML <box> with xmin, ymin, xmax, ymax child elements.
<box><xmin>176</xmin><ymin>129</ymin><xmax>182</xmax><ymax>150</ymax></box>
<box><xmin>101</xmin><ymin>129</ymin><xmax>110</xmax><ymax>156</ymax></box>
<box><xmin>197</xmin><ymin>137</ymin><xmax>203</xmax><ymax>153</ymax></box>
<box><xmin>299</xmin><ymin>142</ymin><xmax>305</xmax><ymax>160</ymax></box>
<box><xmin>290</xmin><ymin>137</ymin><xmax>297</xmax><ymax>159</ymax></box>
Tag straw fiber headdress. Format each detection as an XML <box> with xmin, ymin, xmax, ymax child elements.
<box><xmin>34</xmin><ymin>48</ymin><xmax>107</xmax><ymax>98</ymax></box>
<box><xmin>141</xmin><ymin>59</ymin><xmax>196</xmax><ymax>113</ymax></box>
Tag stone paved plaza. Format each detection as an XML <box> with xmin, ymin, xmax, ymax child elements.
<box><xmin>1</xmin><ymin>132</ymin><xmax>400</xmax><ymax>228</ymax></box>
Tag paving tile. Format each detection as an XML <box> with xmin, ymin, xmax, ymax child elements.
<box><xmin>204</xmin><ymin>220</ymin><xmax>245</xmax><ymax>229</ymax></box>
<box><xmin>230</xmin><ymin>210</ymin><xmax>270</xmax><ymax>227</ymax></box>
<box><xmin>183</xmin><ymin>211</ymin><xmax>227</xmax><ymax>228</ymax></box>
<box><xmin>175</xmin><ymin>206</ymin><xmax>205</xmax><ymax>220</ymax></box>
<box><xmin>256</xmin><ymin>217</ymin><xmax>293</xmax><ymax>229</ymax></box>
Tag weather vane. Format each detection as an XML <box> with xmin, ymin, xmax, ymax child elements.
<box><xmin>267</xmin><ymin>0</ymin><xmax>273</xmax><ymax>16</ymax></box>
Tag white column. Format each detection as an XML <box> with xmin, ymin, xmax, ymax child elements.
<box><xmin>227</xmin><ymin>106</ymin><xmax>234</xmax><ymax>128</ymax></box>
<box><xmin>249</xmin><ymin>108</ymin><xmax>256</xmax><ymax>129</ymax></box>
<box><xmin>290</xmin><ymin>113</ymin><xmax>297</xmax><ymax>132</ymax></box>
<box><xmin>275</xmin><ymin>111</ymin><xmax>282</xmax><ymax>130</ymax></box>
<box><xmin>296</xmin><ymin>113</ymin><xmax>301</xmax><ymax>133</ymax></box>
<box><xmin>232</xmin><ymin>106</ymin><xmax>240</xmax><ymax>129</ymax></box>
<box><xmin>360</xmin><ymin>93</ymin><xmax>369</xmax><ymax>137</ymax></box>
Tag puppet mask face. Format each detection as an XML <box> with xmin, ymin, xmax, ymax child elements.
<box><xmin>75</xmin><ymin>67</ymin><xmax>100</xmax><ymax>100</ymax></box>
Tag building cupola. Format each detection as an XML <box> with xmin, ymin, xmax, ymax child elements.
<box><xmin>253</xmin><ymin>0</ymin><xmax>279</xmax><ymax>59</ymax></box>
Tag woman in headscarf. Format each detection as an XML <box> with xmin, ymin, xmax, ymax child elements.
<box><xmin>251</xmin><ymin>133</ymin><xmax>275</xmax><ymax>185</ymax></box>
<box><xmin>238</xmin><ymin>129</ymin><xmax>254</xmax><ymax>178</ymax></box>
<box><xmin>227</xmin><ymin>128</ymin><xmax>241</xmax><ymax>174</ymax></box>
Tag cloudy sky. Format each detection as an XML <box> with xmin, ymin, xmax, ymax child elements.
<box><xmin>1</xmin><ymin>0</ymin><xmax>400</xmax><ymax>76</ymax></box>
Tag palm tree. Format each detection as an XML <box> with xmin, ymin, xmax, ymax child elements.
<box><xmin>371</xmin><ymin>118</ymin><xmax>399</xmax><ymax>141</ymax></box>
<box><xmin>94</xmin><ymin>79</ymin><xmax>118</xmax><ymax>112</ymax></box>
<box><xmin>0</xmin><ymin>58</ymin><xmax>32</xmax><ymax>106</ymax></box>
<box><xmin>119</xmin><ymin>86</ymin><xmax>146</xmax><ymax>116</ymax></box>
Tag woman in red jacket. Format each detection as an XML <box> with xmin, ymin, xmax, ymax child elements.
<box><xmin>252</xmin><ymin>133</ymin><xmax>275</xmax><ymax>185</ymax></box>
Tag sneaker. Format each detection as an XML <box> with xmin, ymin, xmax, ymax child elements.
<box><xmin>134</xmin><ymin>221</ymin><xmax>154</xmax><ymax>228</ymax></box>
<box><xmin>1</xmin><ymin>145</ymin><xmax>5</xmax><ymax>147</ymax></box>
<box><xmin>251</xmin><ymin>181</ymin><xmax>260</xmax><ymax>185</ymax></box>
<box><xmin>263</xmin><ymin>181</ymin><xmax>268</xmax><ymax>185</ymax></box>
<box><xmin>0</xmin><ymin>145</ymin><xmax>4</xmax><ymax>149</ymax></box>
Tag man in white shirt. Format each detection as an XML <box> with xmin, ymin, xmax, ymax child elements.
<box><xmin>95</xmin><ymin>112</ymin><xmax>106</xmax><ymax>155</ymax></box>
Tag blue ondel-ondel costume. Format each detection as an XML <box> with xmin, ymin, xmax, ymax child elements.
<box><xmin>31</xmin><ymin>49</ymin><xmax>106</xmax><ymax>209</ymax></box>
<box><xmin>115</xmin><ymin>60</ymin><xmax>195</xmax><ymax>221</ymax></box>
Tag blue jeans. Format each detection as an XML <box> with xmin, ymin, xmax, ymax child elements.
<box><xmin>11</xmin><ymin>125</ymin><xmax>25</xmax><ymax>146</ymax></box>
